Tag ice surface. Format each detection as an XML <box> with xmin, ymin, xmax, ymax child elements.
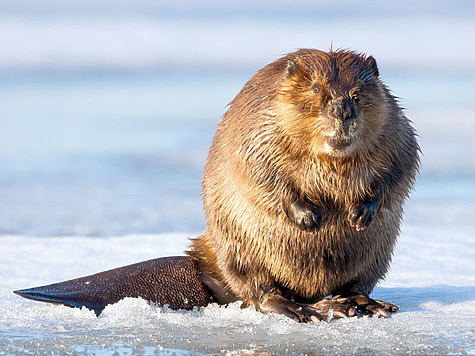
<box><xmin>0</xmin><ymin>0</ymin><xmax>474</xmax><ymax>354</ymax></box>
<box><xmin>1</xmin><ymin>232</ymin><xmax>474</xmax><ymax>355</ymax></box>
<box><xmin>0</xmin><ymin>0</ymin><xmax>474</xmax><ymax>72</ymax></box>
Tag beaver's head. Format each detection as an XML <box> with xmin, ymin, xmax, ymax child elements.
<box><xmin>276</xmin><ymin>49</ymin><xmax>388</xmax><ymax>159</ymax></box>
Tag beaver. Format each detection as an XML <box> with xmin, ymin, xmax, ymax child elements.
<box><xmin>14</xmin><ymin>48</ymin><xmax>419</xmax><ymax>323</ymax></box>
<box><xmin>188</xmin><ymin>48</ymin><xmax>420</xmax><ymax>322</ymax></box>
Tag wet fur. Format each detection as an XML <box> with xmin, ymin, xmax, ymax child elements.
<box><xmin>188</xmin><ymin>49</ymin><xmax>419</xmax><ymax>310</ymax></box>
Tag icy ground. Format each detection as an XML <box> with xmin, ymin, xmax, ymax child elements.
<box><xmin>1</xmin><ymin>224</ymin><xmax>474</xmax><ymax>355</ymax></box>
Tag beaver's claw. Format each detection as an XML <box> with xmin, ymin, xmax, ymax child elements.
<box><xmin>344</xmin><ymin>294</ymin><xmax>399</xmax><ymax>317</ymax></box>
<box><xmin>306</xmin><ymin>295</ymin><xmax>355</xmax><ymax>320</ymax></box>
<box><xmin>284</xmin><ymin>197</ymin><xmax>322</xmax><ymax>232</ymax></box>
<box><xmin>348</xmin><ymin>197</ymin><xmax>379</xmax><ymax>231</ymax></box>
<box><xmin>261</xmin><ymin>293</ymin><xmax>324</xmax><ymax>323</ymax></box>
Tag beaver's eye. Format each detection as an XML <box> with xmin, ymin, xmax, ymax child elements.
<box><xmin>313</xmin><ymin>85</ymin><xmax>320</xmax><ymax>94</ymax></box>
<box><xmin>351</xmin><ymin>86</ymin><xmax>362</xmax><ymax>101</ymax></box>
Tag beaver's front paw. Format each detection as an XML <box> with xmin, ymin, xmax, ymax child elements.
<box><xmin>284</xmin><ymin>197</ymin><xmax>322</xmax><ymax>232</ymax></box>
<box><xmin>347</xmin><ymin>197</ymin><xmax>379</xmax><ymax>231</ymax></box>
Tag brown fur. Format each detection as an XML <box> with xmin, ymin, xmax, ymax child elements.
<box><xmin>188</xmin><ymin>49</ymin><xmax>419</xmax><ymax>314</ymax></box>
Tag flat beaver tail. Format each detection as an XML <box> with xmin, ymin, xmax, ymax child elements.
<box><xmin>14</xmin><ymin>256</ymin><xmax>214</xmax><ymax>316</ymax></box>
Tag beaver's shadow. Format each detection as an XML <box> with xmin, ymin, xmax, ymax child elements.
<box><xmin>371</xmin><ymin>285</ymin><xmax>474</xmax><ymax>311</ymax></box>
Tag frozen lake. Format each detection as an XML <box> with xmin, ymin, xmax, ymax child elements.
<box><xmin>1</xmin><ymin>232</ymin><xmax>474</xmax><ymax>355</ymax></box>
<box><xmin>0</xmin><ymin>0</ymin><xmax>474</xmax><ymax>354</ymax></box>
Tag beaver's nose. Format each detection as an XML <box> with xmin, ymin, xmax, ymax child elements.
<box><xmin>330</xmin><ymin>97</ymin><xmax>355</xmax><ymax>122</ymax></box>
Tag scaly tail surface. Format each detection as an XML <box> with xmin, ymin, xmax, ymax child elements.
<box><xmin>14</xmin><ymin>256</ymin><xmax>214</xmax><ymax>316</ymax></box>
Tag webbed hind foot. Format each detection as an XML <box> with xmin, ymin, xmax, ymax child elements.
<box><xmin>305</xmin><ymin>295</ymin><xmax>355</xmax><ymax>320</ymax></box>
<box><xmin>343</xmin><ymin>294</ymin><xmax>399</xmax><ymax>318</ymax></box>
<box><xmin>259</xmin><ymin>292</ymin><xmax>324</xmax><ymax>323</ymax></box>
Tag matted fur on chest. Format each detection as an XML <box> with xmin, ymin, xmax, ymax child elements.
<box><xmin>210</xmin><ymin>196</ymin><xmax>394</xmax><ymax>298</ymax></box>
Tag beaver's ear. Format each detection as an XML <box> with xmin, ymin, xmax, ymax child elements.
<box><xmin>365</xmin><ymin>56</ymin><xmax>379</xmax><ymax>78</ymax></box>
<box><xmin>286</xmin><ymin>58</ymin><xmax>303</xmax><ymax>78</ymax></box>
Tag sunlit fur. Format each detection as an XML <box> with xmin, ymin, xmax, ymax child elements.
<box><xmin>188</xmin><ymin>49</ymin><xmax>420</xmax><ymax>310</ymax></box>
<box><xmin>277</xmin><ymin>49</ymin><xmax>387</xmax><ymax>160</ymax></box>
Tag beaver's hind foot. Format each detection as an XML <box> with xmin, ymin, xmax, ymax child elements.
<box><xmin>305</xmin><ymin>295</ymin><xmax>355</xmax><ymax>320</ymax></box>
<box><xmin>343</xmin><ymin>294</ymin><xmax>399</xmax><ymax>317</ymax></box>
<box><xmin>259</xmin><ymin>292</ymin><xmax>324</xmax><ymax>323</ymax></box>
